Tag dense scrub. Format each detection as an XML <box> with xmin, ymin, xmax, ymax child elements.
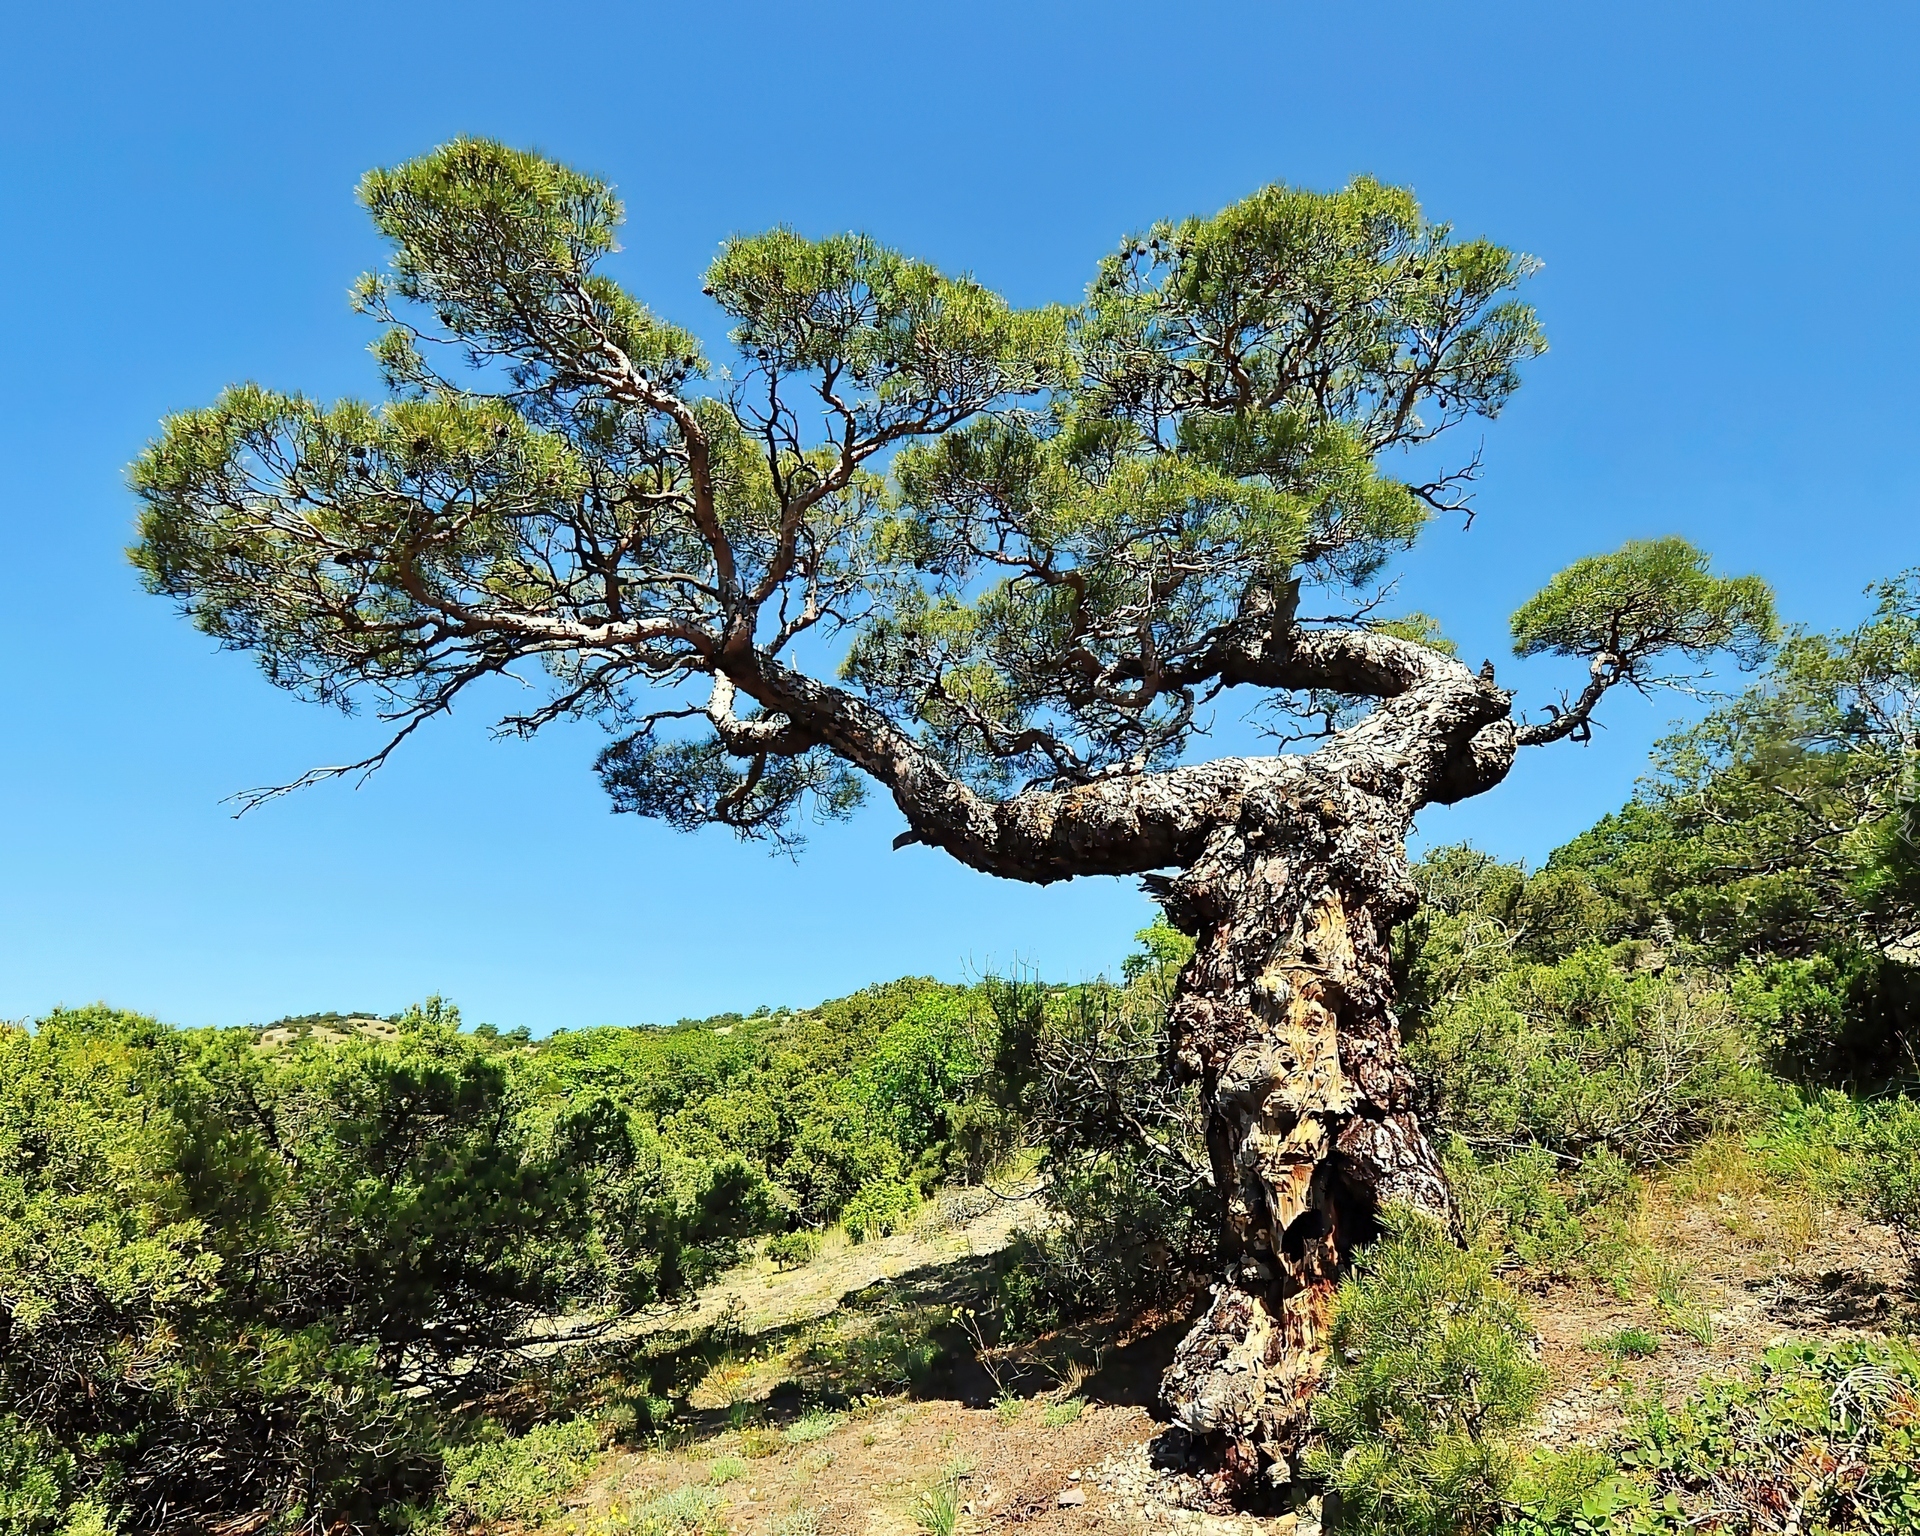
<box><xmin>0</xmin><ymin>984</ymin><xmax>990</xmax><ymax>1533</ymax></box>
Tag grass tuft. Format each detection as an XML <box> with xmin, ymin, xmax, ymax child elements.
<box><xmin>911</xmin><ymin>1480</ymin><xmax>961</xmax><ymax>1536</ymax></box>
<box><xmin>1587</xmin><ymin>1326</ymin><xmax>1660</xmax><ymax>1359</ymax></box>
<box><xmin>783</xmin><ymin>1410</ymin><xmax>842</xmax><ymax>1445</ymax></box>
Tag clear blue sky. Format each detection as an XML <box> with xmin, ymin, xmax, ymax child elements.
<box><xmin>2</xmin><ymin>1</ymin><xmax>1915</xmax><ymax>1032</ymax></box>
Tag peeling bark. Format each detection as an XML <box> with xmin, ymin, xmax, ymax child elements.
<box><xmin>1152</xmin><ymin>778</ymin><xmax>1453</xmax><ymax>1496</ymax></box>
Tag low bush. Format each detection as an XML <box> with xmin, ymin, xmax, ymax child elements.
<box><xmin>1298</xmin><ymin>1214</ymin><xmax>1920</xmax><ymax>1536</ymax></box>
<box><xmin>1753</xmin><ymin>1088</ymin><xmax>1920</xmax><ymax>1279</ymax></box>
<box><xmin>1445</xmin><ymin>1140</ymin><xmax>1642</xmax><ymax>1290</ymax></box>
<box><xmin>765</xmin><ymin>1231</ymin><xmax>817</xmax><ymax>1270</ymax></box>
<box><xmin>992</xmin><ymin>1152</ymin><xmax>1213</xmax><ymax>1336</ymax></box>
<box><xmin>1307</xmin><ymin>1209</ymin><xmax>1546</xmax><ymax>1536</ymax></box>
<box><xmin>1498</xmin><ymin>1339</ymin><xmax>1920</xmax><ymax>1534</ymax></box>
<box><xmin>0</xmin><ymin>1417</ymin><xmax>92</xmax><ymax>1536</ymax></box>
<box><xmin>0</xmin><ymin>981</ymin><xmax>1012</xmax><ymax>1531</ymax></box>
<box><xmin>1411</xmin><ymin>949</ymin><xmax>1770</xmax><ymax>1168</ymax></box>
<box><xmin>1610</xmin><ymin>1339</ymin><xmax>1920</xmax><ymax>1534</ymax></box>
<box><xmin>841</xmin><ymin>1179</ymin><xmax>919</xmax><ymax>1243</ymax></box>
<box><xmin>1729</xmin><ymin>951</ymin><xmax>1920</xmax><ymax>1082</ymax></box>
<box><xmin>984</xmin><ymin>942</ymin><xmax>1216</xmax><ymax>1338</ymax></box>
<box><xmin>440</xmin><ymin>1418</ymin><xmax>601</xmax><ymax>1526</ymax></box>
<box><xmin>1858</xmin><ymin>1095</ymin><xmax>1920</xmax><ymax>1280</ymax></box>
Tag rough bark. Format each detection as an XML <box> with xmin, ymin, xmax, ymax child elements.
<box><xmin>1150</xmin><ymin>778</ymin><xmax>1450</xmax><ymax>1497</ymax></box>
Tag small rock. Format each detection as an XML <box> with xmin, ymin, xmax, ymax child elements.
<box><xmin>1058</xmin><ymin>1488</ymin><xmax>1087</xmax><ymax>1507</ymax></box>
<box><xmin>1068</xmin><ymin>1471</ymin><xmax>1081</xmax><ymax>1482</ymax></box>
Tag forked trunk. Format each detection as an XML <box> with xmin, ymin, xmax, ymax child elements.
<box><xmin>1154</xmin><ymin>785</ymin><xmax>1451</xmax><ymax>1498</ymax></box>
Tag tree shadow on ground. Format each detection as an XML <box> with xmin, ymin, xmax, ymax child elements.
<box><xmin>1754</xmin><ymin>1265</ymin><xmax>1919</xmax><ymax>1330</ymax></box>
<box><xmin>569</xmin><ymin>1241</ymin><xmax>1201</xmax><ymax>1442</ymax></box>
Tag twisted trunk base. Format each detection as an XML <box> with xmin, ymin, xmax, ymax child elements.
<box><xmin>1153</xmin><ymin>786</ymin><xmax>1450</xmax><ymax>1497</ymax></box>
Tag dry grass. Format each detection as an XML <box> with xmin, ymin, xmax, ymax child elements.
<box><xmin>474</xmin><ymin>1162</ymin><xmax>1916</xmax><ymax>1536</ymax></box>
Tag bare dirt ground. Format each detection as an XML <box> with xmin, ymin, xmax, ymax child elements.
<box><xmin>506</xmin><ymin>1167</ymin><xmax>1915</xmax><ymax>1536</ymax></box>
<box><xmin>1526</xmin><ymin>1165</ymin><xmax>1915</xmax><ymax>1451</ymax></box>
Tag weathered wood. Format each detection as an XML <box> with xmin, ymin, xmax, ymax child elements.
<box><xmin>1153</xmin><ymin>793</ymin><xmax>1450</xmax><ymax>1494</ymax></box>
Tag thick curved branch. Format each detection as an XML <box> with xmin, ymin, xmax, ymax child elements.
<box><xmin>731</xmin><ymin>603</ymin><xmax>1518</xmax><ymax>882</ymax></box>
<box><xmin>736</xmin><ymin>653</ymin><xmax>1272</xmax><ymax>882</ymax></box>
<box><xmin>1513</xmin><ymin>652</ymin><xmax>1619</xmax><ymax>747</ymax></box>
<box><xmin>704</xmin><ymin>674</ymin><xmax>815</xmax><ymax>756</ymax></box>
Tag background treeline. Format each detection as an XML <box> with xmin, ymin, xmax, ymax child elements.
<box><xmin>4</xmin><ymin>575</ymin><xmax>1920</xmax><ymax>1535</ymax></box>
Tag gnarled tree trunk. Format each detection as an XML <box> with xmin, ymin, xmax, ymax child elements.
<box><xmin>1153</xmin><ymin>779</ymin><xmax>1451</xmax><ymax>1496</ymax></box>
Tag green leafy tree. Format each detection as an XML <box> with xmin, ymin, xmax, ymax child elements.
<box><xmin>1551</xmin><ymin>571</ymin><xmax>1920</xmax><ymax>1076</ymax></box>
<box><xmin>131</xmin><ymin>138</ymin><xmax>1773</xmax><ymax>1479</ymax></box>
<box><xmin>0</xmin><ymin>1004</ymin><xmax>742</xmax><ymax>1532</ymax></box>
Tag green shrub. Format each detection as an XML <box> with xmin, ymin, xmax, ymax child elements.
<box><xmin>1496</xmin><ymin>1448</ymin><xmax>1620</xmax><ymax>1536</ymax></box>
<box><xmin>1857</xmin><ymin>1096</ymin><xmax>1920</xmax><ymax>1278</ymax></box>
<box><xmin>1445</xmin><ymin>1140</ymin><xmax>1641</xmax><ymax>1288</ymax></box>
<box><xmin>169</xmin><ymin>1328</ymin><xmax>439</xmax><ymax>1527</ymax></box>
<box><xmin>765</xmin><ymin>1230</ymin><xmax>817</xmax><ymax>1270</ymax></box>
<box><xmin>1607</xmin><ymin>1339</ymin><xmax>1920</xmax><ymax>1534</ymax></box>
<box><xmin>1750</xmin><ymin>1088</ymin><xmax>1869</xmax><ymax>1195</ymax></box>
<box><xmin>982</xmin><ymin>952</ymin><xmax>1217</xmax><ymax>1340</ymax></box>
<box><xmin>1726</xmin><ymin>952</ymin><xmax>1909</xmax><ymax>1081</ymax></box>
<box><xmin>991</xmin><ymin>1147</ymin><xmax>1212</xmax><ymax>1337</ymax></box>
<box><xmin>1307</xmin><ymin>1210</ymin><xmax>1546</xmax><ymax>1536</ymax></box>
<box><xmin>0</xmin><ymin>1013</ymin><xmax>458</xmax><ymax>1531</ymax></box>
<box><xmin>0</xmin><ymin>1417</ymin><xmax>87</xmax><ymax>1536</ymax></box>
<box><xmin>441</xmin><ymin>1418</ymin><xmax>600</xmax><ymax>1525</ymax></box>
<box><xmin>841</xmin><ymin>1179</ymin><xmax>918</xmax><ymax>1243</ymax></box>
<box><xmin>1753</xmin><ymin>1089</ymin><xmax>1920</xmax><ymax>1279</ymax></box>
<box><xmin>0</xmin><ymin>981</ymin><xmax>1012</xmax><ymax>1532</ymax></box>
<box><xmin>1411</xmin><ymin>949</ymin><xmax>1768</xmax><ymax>1168</ymax></box>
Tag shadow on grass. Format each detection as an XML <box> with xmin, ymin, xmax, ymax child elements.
<box><xmin>539</xmin><ymin>1240</ymin><xmax>1203</xmax><ymax>1445</ymax></box>
<box><xmin>1757</xmin><ymin>1264</ymin><xmax>1919</xmax><ymax>1329</ymax></box>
